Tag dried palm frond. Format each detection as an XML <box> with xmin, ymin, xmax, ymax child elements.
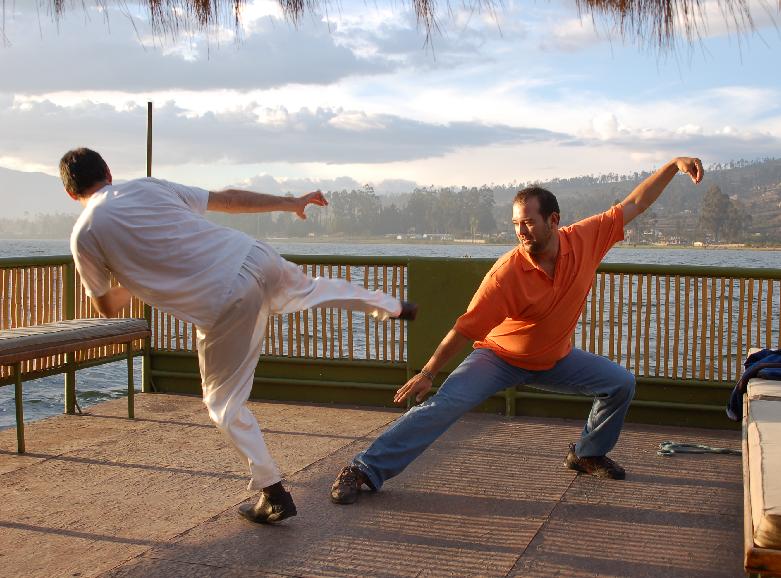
<box><xmin>23</xmin><ymin>0</ymin><xmax>778</xmax><ymax>49</ymax></box>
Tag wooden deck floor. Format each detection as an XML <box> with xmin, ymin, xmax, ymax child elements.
<box><xmin>0</xmin><ymin>394</ymin><xmax>743</xmax><ymax>577</ymax></box>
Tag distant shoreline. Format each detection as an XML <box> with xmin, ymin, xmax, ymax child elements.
<box><xmin>3</xmin><ymin>237</ymin><xmax>781</xmax><ymax>251</ymax></box>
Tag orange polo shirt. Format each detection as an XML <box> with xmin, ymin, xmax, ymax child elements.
<box><xmin>454</xmin><ymin>204</ymin><xmax>625</xmax><ymax>370</ymax></box>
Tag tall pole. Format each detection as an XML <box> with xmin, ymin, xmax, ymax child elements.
<box><xmin>142</xmin><ymin>101</ymin><xmax>154</xmax><ymax>392</ymax></box>
<box><xmin>146</xmin><ymin>101</ymin><xmax>153</xmax><ymax>177</ymax></box>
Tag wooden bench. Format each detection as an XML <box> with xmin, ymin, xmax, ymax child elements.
<box><xmin>0</xmin><ymin>318</ymin><xmax>151</xmax><ymax>454</ymax></box>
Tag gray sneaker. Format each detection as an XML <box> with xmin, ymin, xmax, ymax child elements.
<box><xmin>331</xmin><ymin>465</ymin><xmax>370</xmax><ymax>504</ymax></box>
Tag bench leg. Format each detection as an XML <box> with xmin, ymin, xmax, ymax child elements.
<box><xmin>13</xmin><ymin>362</ymin><xmax>25</xmax><ymax>454</ymax></box>
<box><xmin>127</xmin><ymin>343</ymin><xmax>135</xmax><ymax>419</ymax></box>
<box><xmin>64</xmin><ymin>352</ymin><xmax>76</xmax><ymax>415</ymax></box>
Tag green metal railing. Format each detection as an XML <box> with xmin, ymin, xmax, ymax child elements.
<box><xmin>3</xmin><ymin>253</ymin><xmax>780</xmax><ymax>428</ymax></box>
<box><xmin>0</xmin><ymin>255</ymin><xmax>146</xmax><ymax>388</ymax></box>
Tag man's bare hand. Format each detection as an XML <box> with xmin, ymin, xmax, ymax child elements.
<box><xmin>295</xmin><ymin>190</ymin><xmax>328</xmax><ymax>219</ymax></box>
<box><xmin>675</xmin><ymin>157</ymin><xmax>704</xmax><ymax>184</ymax></box>
<box><xmin>393</xmin><ymin>373</ymin><xmax>433</xmax><ymax>404</ymax></box>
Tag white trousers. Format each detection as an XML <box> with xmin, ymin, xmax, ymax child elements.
<box><xmin>196</xmin><ymin>242</ymin><xmax>401</xmax><ymax>490</ymax></box>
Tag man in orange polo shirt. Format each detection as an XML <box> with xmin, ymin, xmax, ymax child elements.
<box><xmin>331</xmin><ymin>157</ymin><xmax>704</xmax><ymax>503</ymax></box>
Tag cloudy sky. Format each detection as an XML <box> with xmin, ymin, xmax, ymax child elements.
<box><xmin>0</xmin><ymin>0</ymin><xmax>779</xmax><ymax>193</ymax></box>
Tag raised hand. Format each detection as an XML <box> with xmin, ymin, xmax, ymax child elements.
<box><xmin>675</xmin><ymin>157</ymin><xmax>704</xmax><ymax>184</ymax></box>
<box><xmin>393</xmin><ymin>373</ymin><xmax>433</xmax><ymax>405</ymax></box>
<box><xmin>295</xmin><ymin>190</ymin><xmax>328</xmax><ymax>219</ymax></box>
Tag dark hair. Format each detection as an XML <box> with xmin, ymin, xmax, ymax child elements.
<box><xmin>513</xmin><ymin>186</ymin><xmax>560</xmax><ymax>220</ymax></box>
<box><xmin>59</xmin><ymin>148</ymin><xmax>109</xmax><ymax>197</ymax></box>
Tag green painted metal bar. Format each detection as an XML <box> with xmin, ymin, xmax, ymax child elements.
<box><xmin>64</xmin><ymin>352</ymin><xmax>76</xmax><ymax>415</ymax></box>
<box><xmin>150</xmin><ymin>368</ymin><xmax>727</xmax><ymax>415</ymax></box>
<box><xmin>63</xmin><ymin>260</ymin><xmax>77</xmax><ymax>413</ymax></box>
<box><xmin>505</xmin><ymin>385</ymin><xmax>517</xmax><ymax>416</ymax></box>
<box><xmin>0</xmin><ymin>352</ymin><xmax>144</xmax><ymax>388</ymax></box>
<box><xmin>4</xmin><ymin>254</ymin><xmax>781</xmax><ymax>280</ymax></box>
<box><xmin>599</xmin><ymin>262</ymin><xmax>781</xmax><ymax>280</ymax></box>
<box><xmin>635</xmin><ymin>376</ymin><xmax>733</xmax><ymax>390</ymax></box>
<box><xmin>13</xmin><ymin>362</ymin><xmax>24</xmax><ymax>453</ymax></box>
<box><xmin>64</xmin><ymin>260</ymin><xmax>76</xmax><ymax>320</ymax></box>
<box><xmin>0</xmin><ymin>255</ymin><xmax>72</xmax><ymax>268</ymax></box>
<box><xmin>127</xmin><ymin>343</ymin><xmax>135</xmax><ymax>419</ymax></box>
<box><xmin>142</xmin><ymin>303</ymin><xmax>153</xmax><ymax>393</ymax></box>
<box><xmin>151</xmin><ymin>369</ymin><xmax>401</xmax><ymax>392</ymax></box>
<box><xmin>512</xmin><ymin>389</ymin><xmax>726</xmax><ymax>413</ymax></box>
<box><xmin>282</xmin><ymin>254</ymin><xmax>410</xmax><ymax>266</ymax></box>
<box><xmin>151</xmin><ymin>348</ymin><xmax>407</xmax><ymax>370</ymax></box>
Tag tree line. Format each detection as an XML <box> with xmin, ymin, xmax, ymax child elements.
<box><xmin>1</xmin><ymin>158</ymin><xmax>778</xmax><ymax>243</ymax></box>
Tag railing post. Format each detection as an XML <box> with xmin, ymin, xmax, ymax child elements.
<box><xmin>127</xmin><ymin>342</ymin><xmax>135</xmax><ymax>419</ymax></box>
<box><xmin>505</xmin><ymin>386</ymin><xmax>517</xmax><ymax>417</ymax></box>
<box><xmin>142</xmin><ymin>303</ymin><xmax>154</xmax><ymax>393</ymax></box>
<box><xmin>14</xmin><ymin>362</ymin><xmax>25</xmax><ymax>453</ymax></box>
<box><xmin>64</xmin><ymin>260</ymin><xmax>77</xmax><ymax>414</ymax></box>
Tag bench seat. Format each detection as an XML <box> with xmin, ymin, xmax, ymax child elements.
<box><xmin>0</xmin><ymin>318</ymin><xmax>151</xmax><ymax>454</ymax></box>
<box><xmin>0</xmin><ymin>318</ymin><xmax>150</xmax><ymax>363</ymax></box>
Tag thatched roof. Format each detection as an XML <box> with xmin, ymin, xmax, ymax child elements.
<box><xmin>38</xmin><ymin>0</ymin><xmax>774</xmax><ymax>49</ymax></box>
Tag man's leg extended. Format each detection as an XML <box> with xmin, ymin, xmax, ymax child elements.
<box><xmin>259</xmin><ymin>244</ymin><xmax>406</xmax><ymax>320</ymax></box>
<box><xmin>531</xmin><ymin>348</ymin><xmax>635</xmax><ymax>478</ymax></box>
<box><xmin>197</xmin><ymin>261</ymin><xmax>296</xmax><ymax>522</ymax></box>
<box><xmin>334</xmin><ymin>349</ymin><xmax>526</xmax><ymax>502</ymax></box>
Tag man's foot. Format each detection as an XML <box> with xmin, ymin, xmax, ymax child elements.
<box><xmin>331</xmin><ymin>465</ymin><xmax>371</xmax><ymax>504</ymax></box>
<box><xmin>239</xmin><ymin>485</ymin><xmax>297</xmax><ymax>523</ymax></box>
<box><xmin>397</xmin><ymin>301</ymin><xmax>418</xmax><ymax>321</ymax></box>
<box><xmin>564</xmin><ymin>443</ymin><xmax>626</xmax><ymax>480</ymax></box>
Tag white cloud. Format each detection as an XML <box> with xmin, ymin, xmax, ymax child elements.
<box><xmin>541</xmin><ymin>17</ymin><xmax>605</xmax><ymax>51</ymax></box>
<box><xmin>0</xmin><ymin>99</ymin><xmax>569</xmax><ymax>178</ymax></box>
<box><xmin>0</xmin><ymin>4</ymin><xmax>390</xmax><ymax>94</ymax></box>
<box><xmin>0</xmin><ymin>0</ymin><xmax>778</xmax><ymax>192</ymax></box>
<box><xmin>328</xmin><ymin>111</ymin><xmax>386</xmax><ymax>131</ymax></box>
<box><xmin>590</xmin><ymin>113</ymin><xmax>621</xmax><ymax>139</ymax></box>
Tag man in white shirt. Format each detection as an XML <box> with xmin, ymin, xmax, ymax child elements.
<box><xmin>60</xmin><ymin>147</ymin><xmax>417</xmax><ymax>524</ymax></box>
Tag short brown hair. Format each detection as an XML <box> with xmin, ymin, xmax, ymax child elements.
<box><xmin>513</xmin><ymin>186</ymin><xmax>560</xmax><ymax>220</ymax></box>
<box><xmin>59</xmin><ymin>148</ymin><xmax>109</xmax><ymax>197</ymax></box>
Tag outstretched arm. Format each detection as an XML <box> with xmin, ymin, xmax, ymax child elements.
<box><xmin>393</xmin><ymin>328</ymin><xmax>472</xmax><ymax>404</ymax></box>
<box><xmin>207</xmin><ymin>189</ymin><xmax>328</xmax><ymax>219</ymax></box>
<box><xmin>621</xmin><ymin>157</ymin><xmax>704</xmax><ymax>225</ymax></box>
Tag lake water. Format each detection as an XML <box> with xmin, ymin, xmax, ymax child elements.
<box><xmin>2</xmin><ymin>237</ymin><xmax>781</xmax><ymax>429</ymax></box>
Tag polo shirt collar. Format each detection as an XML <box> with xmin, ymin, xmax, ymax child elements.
<box><xmin>518</xmin><ymin>230</ymin><xmax>571</xmax><ymax>271</ymax></box>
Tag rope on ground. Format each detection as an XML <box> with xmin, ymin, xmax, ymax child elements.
<box><xmin>657</xmin><ymin>440</ymin><xmax>741</xmax><ymax>457</ymax></box>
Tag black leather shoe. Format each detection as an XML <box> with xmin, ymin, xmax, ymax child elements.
<box><xmin>331</xmin><ymin>465</ymin><xmax>370</xmax><ymax>504</ymax></box>
<box><xmin>239</xmin><ymin>488</ymin><xmax>297</xmax><ymax>523</ymax></box>
<box><xmin>564</xmin><ymin>443</ymin><xmax>626</xmax><ymax>480</ymax></box>
<box><xmin>397</xmin><ymin>301</ymin><xmax>418</xmax><ymax>321</ymax></box>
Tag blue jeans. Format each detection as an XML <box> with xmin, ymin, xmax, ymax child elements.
<box><xmin>353</xmin><ymin>347</ymin><xmax>635</xmax><ymax>490</ymax></box>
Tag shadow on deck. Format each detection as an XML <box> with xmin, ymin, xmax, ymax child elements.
<box><xmin>0</xmin><ymin>394</ymin><xmax>743</xmax><ymax>577</ymax></box>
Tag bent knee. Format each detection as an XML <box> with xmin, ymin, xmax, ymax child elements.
<box><xmin>615</xmin><ymin>373</ymin><xmax>636</xmax><ymax>400</ymax></box>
